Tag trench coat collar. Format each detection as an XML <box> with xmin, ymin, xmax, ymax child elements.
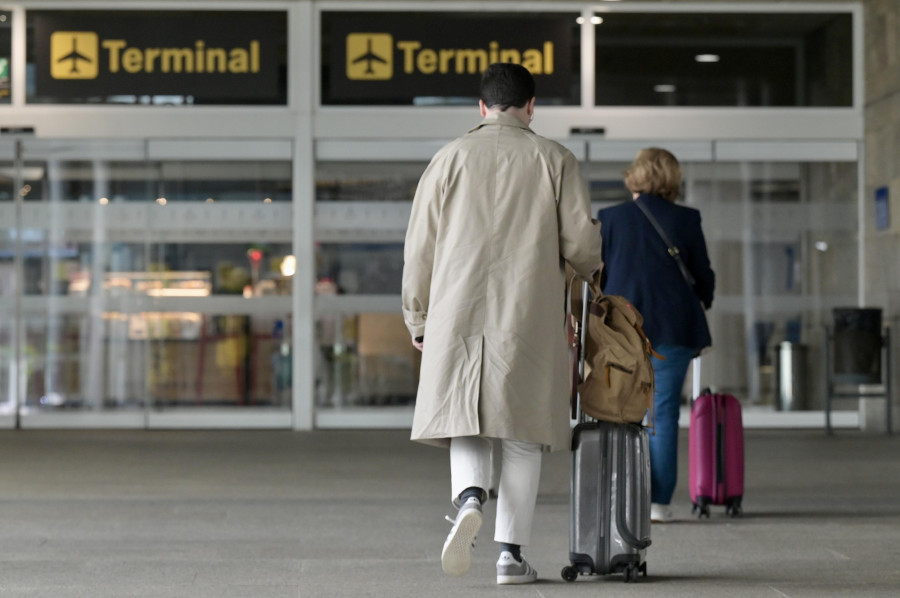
<box><xmin>468</xmin><ymin>110</ymin><xmax>533</xmax><ymax>134</ymax></box>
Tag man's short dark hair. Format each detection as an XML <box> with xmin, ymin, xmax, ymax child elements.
<box><xmin>479</xmin><ymin>63</ymin><xmax>535</xmax><ymax>111</ymax></box>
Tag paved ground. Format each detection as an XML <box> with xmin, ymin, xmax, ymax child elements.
<box><xmin>0</xmin><ymin>428</ymin><xmax>897</xmax><ymax>597</ymax></box>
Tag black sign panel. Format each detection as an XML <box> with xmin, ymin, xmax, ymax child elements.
<box><xmin>32</xmin><ymin>10</ymin><xmax>286</xmax><ymax>104</ymax></box>
<box><xmin>322</xmin><ymin>12</ymin><xmax>576</xmax><ymax>105</ymax></box>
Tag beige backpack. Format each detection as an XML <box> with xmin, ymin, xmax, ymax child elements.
<box><xmin>569</xmin><ymin>276</ymin><xmax>662</xmax><ymax>425</ymax></box>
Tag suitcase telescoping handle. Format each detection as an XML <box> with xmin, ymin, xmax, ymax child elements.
<box><xmin>568</xmin><ymin>278</ymin><xmax>591</xmax><ymax>423</ymax></box>
<box><xmin>578</xmin><ymin>280</ymin><xmax>590</xmax><ymax>423</ymax></box>
<box><xmin>616</xmin><ymin>429</ymin><xmax>652</xmax><ymax>550</ymax></box>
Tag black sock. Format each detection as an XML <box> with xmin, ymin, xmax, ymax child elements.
<box><xmin>459</xmin><ymin>486</ymin><xmax>484</xmax><ymax>505</ymax></box>
<box><xmin>500</xmin><ymin>543</ymin><xmax>521</xmax><ymax>561</ymax></box>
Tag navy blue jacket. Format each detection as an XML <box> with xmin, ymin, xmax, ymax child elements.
<box><xmin>598</xmin><ymin>193</ymin><xmax>715</xmax><ymax>352</ymax></box>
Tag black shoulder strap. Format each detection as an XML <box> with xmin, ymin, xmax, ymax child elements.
<box><xmin>634</xmin><ymin>198</ymin><xmax>697</xmax><ymax>288</ymax></box>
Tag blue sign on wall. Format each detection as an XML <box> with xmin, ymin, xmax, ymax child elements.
<box><xmin>875</xmin><ymin>186</ymin><xmax>890</xmax><ymax>231</ymax></box>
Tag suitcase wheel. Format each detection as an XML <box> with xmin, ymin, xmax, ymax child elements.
<box><xmin>561</xmin><ymin>566</ymin><xmax>579</xmax><ymax>583</ymax></box>
<box><xmin>623</xmin><ymin>563</ymin><xmax>640</xmax><ymax>583</ymax></box>
<box><xmin>726</xmin><ymin>498</ymin><xmax>743</xmax><ymax>518</ymax></box>
<box><xmin>692</xmin><ymin>501</ymin><xmax>711</xmax><ymax>519</ymax></box>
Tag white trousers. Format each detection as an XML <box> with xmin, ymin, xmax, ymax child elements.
<box><xmin>449</xmin><ymin>436</ymin><xmax>543</xmax><ymax>546</ymax></box>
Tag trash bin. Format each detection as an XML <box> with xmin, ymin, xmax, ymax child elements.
<box><xmin>774</xmin><ymin>341</ymin><xmax>808</xmax><ymax>411</ymax></box>
<box><xmin>832</xmin><ymin>308</ymin><xmax>883</xmax><ymax>384</ymax></box>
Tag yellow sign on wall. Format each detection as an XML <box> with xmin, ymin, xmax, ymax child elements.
<box><xmin>346</xmin><ymin>33</ymin><xmax>393</xmax><ymax>80</ymax></box>
<box><xmin>50</xmin><ymin>31</ymin><xmax>99</xmax><ymax>79</ymax></box>
<box><xmin>325</xmin><ymin>12</ymin><xmax>574</xmax><ymax>105</ymax></box>
<box><xmin>35</xmin><ymin>10</ymin><xmax>287</xmax><ymax>104</ymax></box>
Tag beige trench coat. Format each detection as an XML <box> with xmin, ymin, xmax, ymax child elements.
<box><xmin>402</xmin><ymin>111</ymin><xmax>602</xmax><ymax>452</ymax></box>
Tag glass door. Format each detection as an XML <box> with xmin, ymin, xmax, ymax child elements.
<box><xmin>0</xmin><ymin>136</ymin><xmax>21</xmax><ymax>428</ymax></box>
<box><xmin>313</xmin><ymin>143</ymin><xmax>432</xmax><ymax>428</ymax></box>
<box><xmin>706</xmin><ymin>142</ymin><xmax>859</xmax><ymax>420</ymax></box>
<box><xmin>0</xmin><ymin>137</ymin><xmax>296</xmax><ymax>428</ymax></box>
<box><xmin>583</xmin><ymin>139</ymin><xmax>861</xmax><ymax>424</ymax></box>
<box><xmin>312</xmin><ymin>138</ymin><xmax>585</xmax><ymax>429</ymax></box>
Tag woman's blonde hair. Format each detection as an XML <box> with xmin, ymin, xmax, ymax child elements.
<box><xmin>623</xmin><ymin>147</ymin><xmax>682</xmax><ymax>202</ymax></box>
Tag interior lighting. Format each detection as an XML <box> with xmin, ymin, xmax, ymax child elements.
<box><xmin>156</xmin><ymin>197</ymin><xmax>167</xmax><ymax>205</ymax></box>
<box><xmin>280</xmin><ymin>255</ymin><xmax>297</xmax><ymax>277</ymax></box>
<box><xmin>98</xmin><ymin>197</ymin><xmax>109</xmax><ymax>205</ymax></box>
<box><xmin>263</xmin><ymin>197</ymin><xmax>273</xmax><ymax>203</ymax></box>
<box><xmin>815</xmin><ymin>241</ymin><xmax>829</xmax><ymax>252</ymax></box>
<box><xmin>576</xmin><ymin>15</ymin><xmax>604</xmax><ymax>25</ymax></box>
<box><xmin>695</xmin><ymin>54</ymin><xmax>721</xmax><ymax>63</ymax></box>
<box><xmin>654</xmin><ymin>84</ymin><xmax>676</xmax><ymax>93</ymax></box>
<box><xmin>205</xmin><ymin>197</ymin><xmax>214</xmax><ymax>203</ymax></box>
<box><xmin>145</xmin><ymin>287</ymin><xmax>211</xmax><ymax>298</ymax></box>
<box><xmin>0</xmin><ymin>15</ymin><xmax>7</xmax><ymax>22</ymax></box>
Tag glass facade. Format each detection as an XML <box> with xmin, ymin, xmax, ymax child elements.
<box><xmin>0</xmin><ymin>140</ymin><xmax>294</xmax><ymax>414</ymax></box>
<box><xmin>0</xmin><ymin>11</ymin><xmax>10</xmax><ymax>104</ymax></box>
<box><xmin>583</xmin><ymin>149</ymin><xmax>859</xmax><ymax>408</ymax></box>
<box><xmin>0</xmin><ymin>2</ymin><xmax>865</xmax><ymax>429</ymax></box>
<box><xmin>308</xmin><ymin>148</ymin><xmax>861</xmax><ymax>413</ymax></box>
<box><xmin>314</xmin><ymin>161</ymin><xmax>424</xmax><ymax>412</ymax></box>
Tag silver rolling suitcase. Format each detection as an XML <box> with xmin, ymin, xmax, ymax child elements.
<box><xmin>562</xmin><ymin>280</ymin><xmax>652</xmax><ymax>584</ymax></box>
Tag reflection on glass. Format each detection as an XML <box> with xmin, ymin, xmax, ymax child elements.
<box><xmin>1</xmin><ymin>160</ymin><xmax>291</xmax><ymax>203</ymax></box>
<box><xmin>314</xmin><ymin>158</ymin><xmax>420</xmax><ymax>410</ymax></box>
<box><xmin>3</xmin><ymin>150</ymin><xmax>295</xmax><ymax>413</ymax></box>
<box><xmin>0</xmin><ymin>313</ymin><xmax>17</xmax><ymax>410</ymax></box>
<box><xmin>703</xmin><ymin>160</ymin><xmax>857</xmax><ymax>405</ymax></box>
<box><xmin>317</xmin><ymin>243</ymin><xmax>403</xmax><ymax>295</ymax></box>
<box><xmin>315</xmin><ymin>311</ymin><xmax>419</xmax><ymax>408</ymax></box>
<box><xmin>15</xmin><ymin>242</ymin><xmax>293</xmax><ymax>298</ymax></box>
<box><xmin>314</xmin><ymin>244</ymin><xmax>415</xmax><ymax>407</ymax></box>
<box><xmin>585</xmin><ymin>156</ymin><xmax>858</xmax><ymax>408</ymax></box>
<box><xmin>0</xmin><ymin>160</ymin><xmax>11</xmax><ymax>202</ymax></box>
<box><xmin>0</xmin><ymin>11</ymin><xmax>9</xmax><ymax>104</ymax></box>
<box><xmin>316</xmin><ymin>164</ymin><xmax>420</xmax><ymax>203</ymax></box>
<box><xmin>17</xmin><ymin>312</ymin><xmax>292</xmax><ymax>409</ymax></box>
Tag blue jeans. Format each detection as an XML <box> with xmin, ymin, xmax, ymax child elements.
<box><xmin>648</xmin><ymin>345</ymin><xmax>694</xmax><ymax>505</ymax></box>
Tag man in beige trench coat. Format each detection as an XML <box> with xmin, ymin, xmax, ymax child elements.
<box><xmin>402</xmin><ymin>63</ymin><xmax>601</xmax><ymax>584</ymax></box>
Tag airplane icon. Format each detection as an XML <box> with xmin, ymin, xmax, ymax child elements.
<box><xmin>50</xmin><ymin>31</ymin><xmax>98</xmax><ymax>79</ymax></box>
<box><xmin>57</xmin><ymin>37</ymin><xmax>92</xmax><ymax>74</ymax></box>
<box><xmin>351</xmin><ymin>38</ymin><xmax>388</xmax><ymax>75</ymax></box>
<box><xmin>346</xmin><ymin>33</ymin><xmax>392</xmax><ymax>80</ymax></box>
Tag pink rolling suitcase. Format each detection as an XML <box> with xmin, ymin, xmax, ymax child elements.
<box><xmin>689</xmin><ymin>392</ymin><xmax>744</xmax><ymax>518</ymax></box>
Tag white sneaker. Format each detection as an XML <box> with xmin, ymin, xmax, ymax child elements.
<box><xmin>441</xmin><ymin>498</ymin><xmax>482</xmax><ymax>576</ymax></box>
<box><xmin>651</xmin><ymin>503</ymin><xmax>674</xmax><ymax>523</ymax></box>
<box><xmin>496</xmin><ymin>551</ymin><xmax>538</xmax><ymax>585</ymax></box>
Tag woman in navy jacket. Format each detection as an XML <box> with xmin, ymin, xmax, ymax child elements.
<box><xmin>598</xmin><ymin>148</ymin><xmax>715</xmax><ymax>523</ymax></box>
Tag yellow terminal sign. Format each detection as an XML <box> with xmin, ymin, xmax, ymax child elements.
<box><xmin>50</xmin><ymin>31</ymin><xmax>99</xmax><ymax>79</ymax></box>
<box><xmin>50</xmin><ymin>31</ymin><xmax>261</xmax><ymax>78</ymax></box>
<box><xmin>346</xmin><ymin>33</ymin><xmax>555</xmax><ymax>79</ymax></box>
